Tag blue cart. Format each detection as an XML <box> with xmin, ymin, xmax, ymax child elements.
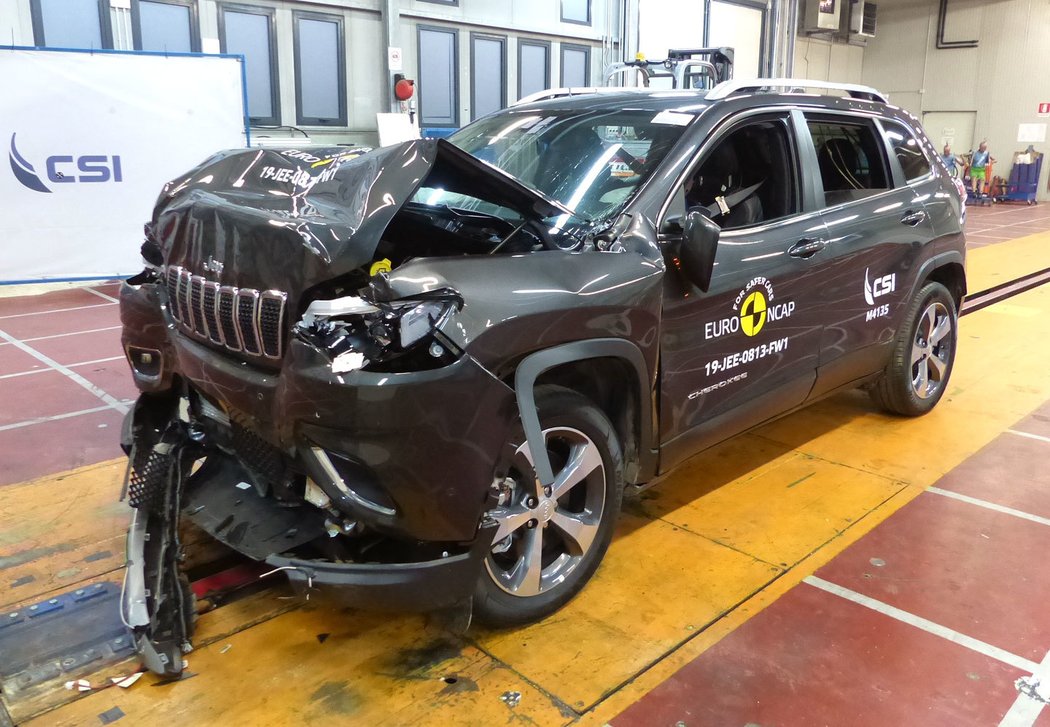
<box><xmin>996</xmin><ymin>149</ymin><xmax>1043</xmax><ymax>205</ymax></box>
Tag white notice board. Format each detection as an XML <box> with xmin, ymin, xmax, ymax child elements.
<box><xmin>0</xmin><ymin>48</ymin><xmax>248</xmax><ymax>283</ymax></box>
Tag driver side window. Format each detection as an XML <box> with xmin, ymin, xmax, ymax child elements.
<box><xmin>668</xmin><ymin>115</ymin><xmax>800</xmax><ymax>231</ymax></box>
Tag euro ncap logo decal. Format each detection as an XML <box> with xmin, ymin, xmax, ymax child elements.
<box><xmin>740</xmin><ymin>290</ymin><xmax>768</xmax><ymax>337</ymax></box>
<box><xmin>9</xmin><ymin>133</ymin><xmax>51</xmax><ymax>193</ymax></box>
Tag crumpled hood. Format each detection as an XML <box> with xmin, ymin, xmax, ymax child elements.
<box><xmin>150</xmin><ymin>138</ymin><xmax>569</xmax><ymax>299</ymax></box>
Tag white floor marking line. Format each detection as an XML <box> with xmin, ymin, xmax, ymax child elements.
<box><xmin>804</xmin><ymin>576</ymin><xmax>1039</xmax><ymax>674</ymax></box>
<box><xmin>0</xmin><ymin>356</ymin><xmax>124</xmax><ymax>380</ymax></box>
<box><xmin>0</xmin><ymin>368</ymin><xmax>50</xmax><ymax>381</ymax></box>
<box><xmin>85</xmin><ymin>287</ymin><xmax>120</xmax><ymax>304</ymax></box>
<box><xmin>0</xmin><ymin>404</ymin><xmax>119</xmax><ymax>432</ymax></box>
<box><xmin>0</xmin><ymin>328</ymin><xmax>130</xmax><ymax>414</ymax></box>
<box><xmin>1007</xmin><ymin>429</ymin><xmax>1050</xmax><ymax>445</ymax></box>
<box><xmin>927</xmin><ymin>487</ymin><xmax>1050</xmax><ymax>528</ymax></box>
<box><xmin>68</xmin><ymin>355</ymin><xmax>125</xmax><ymax>367</ymax></box>
<box><xmin>999</xmin><ymin>650</ymin><xmax>1050</xmax><ymax>727</ymax></box>
<box><xmin>20</xmin><ymin>325</ymin><xmax>122</xmax><ymax>343</ymax></box>
<box><xmin>0</xmin><ymin>302</ymin><xmax>115</xmax><ymax>320</ymax></box>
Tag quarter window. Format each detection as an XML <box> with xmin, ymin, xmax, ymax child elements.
<box><xmin>220</xmin><ymin>6</ymin><xmax>280</xmax><ymax>125</ymax></box>
<box><xmin>132</xmin><ymin>0</ymin><xmax>198</xmax><ymax>52</ymax></box>
<box><xmin>293</xmin><ymin>12</ymin><xmax>346</xmax><ymax>126</ymax></box>
<box><xmin>31</xmin><ymin>0</ymin><xmax>111</xmax><ymax>49</ymax></box>
<box><xmin>807</xmin><ymin>118</ymin><xmax>890</xmax><ymax>205</ymax></box>
<box><xmin>881</xmin><ymin>120</ymin><xmax>933</xmax><ymax>182</ymax></box>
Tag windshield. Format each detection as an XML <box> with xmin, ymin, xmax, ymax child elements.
<box><xmin>440</xmin><ymin>108</ymin><xmax>693</xmax><ymax>223</ymax></box>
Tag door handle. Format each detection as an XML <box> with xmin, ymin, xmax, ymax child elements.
<box><xmin>788</xmin><ymin>238</ymin><xmax>828</xmax><ymax>259</ymax></box>
<box><xmin>900</xmin><ymin>209</ymin><xmax>927</xmax><ymax>227</ymax></box>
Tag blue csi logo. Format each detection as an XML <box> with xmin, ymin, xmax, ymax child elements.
<box><xmin>9</xmin><ymin>133</ymin><xmax>123</xmax><ymax>193</ymax></box>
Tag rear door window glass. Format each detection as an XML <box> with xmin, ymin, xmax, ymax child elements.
<box><xmin>806</xmin><ymin>118</ymin><xmax>891</xmax><ymax>206</ymax></box>
<box><xmin>881</xmin><ymin>119</ymin><xmax>933</xmax><ymax>182</ymax></box>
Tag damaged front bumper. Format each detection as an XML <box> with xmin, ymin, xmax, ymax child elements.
<box><xmin>119</xmin><ymin>281</ymin><xmax>516</xmax><ymax>676</ymax></box>
<box><xmin>119</xmin><ymin>392</ymin><xmax>503</xmax><ymax>676</ymax></box>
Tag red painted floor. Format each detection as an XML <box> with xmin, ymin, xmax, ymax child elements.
<box><xmin>611</xmin><ymin>403</ymin><xmax>1050</xmax><ymax>726</ymax></box>
<box><xmin>613</xmin><ymin>583</ymin><xmax>1026</xmax><ymax>727</ymax></box>
<box><xmin>0</xmin><ymin>282</ymin><xmax>126</xmax><ymax>485</ymax></box>
<box><xmin>964</xmin><ymin>203</ymin><xmax>1050</xmax><ymax>248</ymax></box>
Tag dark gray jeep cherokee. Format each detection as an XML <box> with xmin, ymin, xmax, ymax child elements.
<box><xmin>119</xmin><ymin>80</ymin><xmax>965</xmax><ymax>675</ymax></box>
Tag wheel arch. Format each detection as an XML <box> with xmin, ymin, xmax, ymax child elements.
<box><xmin>512</xmin><ymin>340</ymin><xmax>657</xmax><ymax>487</ymax></box>
<box><xmin>916</xmin><ymin>252</ymin><xmax>967</xmax><ymax>309</ymax></box>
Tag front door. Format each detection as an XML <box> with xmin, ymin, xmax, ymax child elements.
<box><xmin>658</xmin><ymin>111</ymin><xmax>827</xmax><ymax>471</ymax></box>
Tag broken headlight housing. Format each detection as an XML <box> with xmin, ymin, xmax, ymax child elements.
<box><xmin>296</xmin><ymin>291</ymin><xmax>463</xmax><ymax>374</ymax></box>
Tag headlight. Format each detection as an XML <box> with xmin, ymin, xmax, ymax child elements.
<box><xmin>297</xmin><ymin>292</ymin><xmax>462</xmax><ymax>373</ymax></box>
<box><xmin>397</xmin><ymin>300</ymin><xmax>452</xmax><ymax>348</ymax></box>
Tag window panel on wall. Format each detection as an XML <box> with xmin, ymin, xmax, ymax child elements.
<box><xmin>560</xmin><ymin>43</ymin><xmax>589</xmax><ymax>87</ymax></box>
<box><xmin>132</xmin><ymin>0</ymin><xmax>198</xmax><ymax>53</ymax></box>
<box><xmin>31</xmin><ymin>0</ymin><xmax>111</xmax><ymax>49</ymax></box>
<box><xmin>518</xmin><ymin>40</ymin><xmax>550</xmax><ymax>100</ymax></box>
<box><xmin>418</xmin><ymin>26</ymin><xmax>459</xmax><ymax>128</ymax></box>
<box><xmin>561</xmin><ymin>0</ymin><xmax>590</xmax><ymax>25</ymax></box>
<box><xmin>220</xmin><ymin>5</ymin><xmax>279</xmax><ymax>125</ymax></box>
<box><xmin>294</xmin><ymin>12</ymin><xmax>346</xmax><ymax>126</ymax></box>
<box><xmin>470</xmin><ymin>34</ymin><xmax>506</xmax><ymax>121</ymax></box>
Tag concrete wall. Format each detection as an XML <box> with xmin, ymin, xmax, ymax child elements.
<box><xmin>793</xmin><ymin>36</ymin><xmax>864</xmax><ymax>84</ymax></box>
<box><xmin>861</xmin><ymin>0</ymin><xmax>1050</xmax><ymax>199</ymax></box>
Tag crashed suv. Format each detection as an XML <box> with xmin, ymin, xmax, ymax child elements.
<box><xmin>119</xmin><ymin>80</ymin><xmax>966</xmax><ymax>675</ymax></box>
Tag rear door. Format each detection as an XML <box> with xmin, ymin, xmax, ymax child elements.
<box><xmin>800</xmin><ymin>112</ymin><xmax>937</xmax><ymax>398</ymax></box>
<box><xmin>657</xmin><ymin>110</ymin><xmax>828</xmax><ymax>470</ymax></box>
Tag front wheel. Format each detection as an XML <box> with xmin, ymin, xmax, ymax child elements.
<box><xmin>473</xmin><ymin>386</ymin><xmax>623</xmax><ymax>627</ymax></box>
<box><xmin>870</xmin><ymin>281</ymin><xmax>958</xmax><ymax>416</ymax></box>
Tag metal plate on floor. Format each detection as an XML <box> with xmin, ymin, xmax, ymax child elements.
<box><xmin>0</xmin><ymin>582</ymin><xmax>134</xmax><ymax>698</ymax></box>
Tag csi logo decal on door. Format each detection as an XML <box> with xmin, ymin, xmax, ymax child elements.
<box><xmin>864</xmin><ymin>268</ymin><xmax>897</xmax><ymax>321</ymax></box>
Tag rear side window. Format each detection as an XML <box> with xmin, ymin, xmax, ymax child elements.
<box><xmin>881</xmin><ymin>119</ymin><xmax>933</xmax><ymax>182</ymax></box>
<box><xmin>807</xmin><ymin>118</ymin><xmax>890</xmax><ymax>206</ymax></box>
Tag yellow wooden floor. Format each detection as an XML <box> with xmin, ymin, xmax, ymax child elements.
<box><xmin>8</xmin><ymin>232</ymin><xmax>1050</xmax><ymax>726</ymax></box>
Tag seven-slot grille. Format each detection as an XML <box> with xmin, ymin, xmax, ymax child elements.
<box><xmin>165</xmin><ymin>266</ymin><xmax>287</xmax><ymax>359</ymax></box>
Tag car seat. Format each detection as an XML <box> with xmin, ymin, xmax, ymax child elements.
<box><xmin>687</xmin><ymin>142</ymin><xmax>764</xmax><ymax>228</ymax></box>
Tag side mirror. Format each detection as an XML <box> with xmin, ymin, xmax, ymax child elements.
<box><xmin>679</xmin><ymin>210</ymin><xmax>720</xmax><ymax>292</ymax></box>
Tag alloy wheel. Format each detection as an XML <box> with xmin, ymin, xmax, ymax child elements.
<box><xmin>485</xmin><ymin>426</ymin><xmax>606</xmax><ymax>597</ymax></box>
<box><xmin>911</xmin><ymin>301</ymin><xmax>953</xmax><ymax>399</ymax></box>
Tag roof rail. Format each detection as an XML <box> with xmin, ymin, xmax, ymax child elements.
<box><xmin>513</xmin><ymin>86</ymin><xmax>652</xmax><ymax>106</ymax></box>
<box><xmin>706</xmin><ymin>78</ymin><xmax>888</xmax><ymax>104</ymax></box>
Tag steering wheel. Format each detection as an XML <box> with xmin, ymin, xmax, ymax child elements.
<box><xmin>528</xmin><ymin>218</ymin><xmax>578</xmax><ymax>252</ymax></box>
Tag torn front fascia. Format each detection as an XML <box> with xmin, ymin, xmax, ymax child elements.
<box><xmin>122</xmin><ymin>395</ymin><xmax>199</xmax><ymax>678</ymax></box>
<box><xmin>294</xmin><ymin>284</ymin><xmax>465</xmax><ymax>373</ymax></box>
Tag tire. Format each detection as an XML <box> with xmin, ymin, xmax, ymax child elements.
<box><xmin>473</xmin><ymin>385</ymin><xmax>624</xmax><ymax>627</ymax></box>
<box><xmin>869</xmin><ymin>281</ymin><xmax>958</xmax><ymax>416</ymax></box>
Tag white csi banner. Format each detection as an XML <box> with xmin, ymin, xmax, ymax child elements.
<box><xmin>1</xmin><ymin>49</ymin><xmax>247</xmax><ymax>283</ymax></box>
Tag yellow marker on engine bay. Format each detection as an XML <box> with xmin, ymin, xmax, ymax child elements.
<box><xmin>370</xmin><ymin>258</ymin><xmax>392</xmax><ymax>276</ymax></box>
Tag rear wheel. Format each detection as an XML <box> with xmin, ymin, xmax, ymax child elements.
<box><xmin>870</xmin><ymin>281</ymin><xmax>957</xmax><ymax>416</ymax></box>
<box><xmin>474</xmin><ymin>386</ymin><xmax>623</xmax><ymax>627</ymax></box>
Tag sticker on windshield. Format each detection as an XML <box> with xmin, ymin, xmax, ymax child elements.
<box><xmin>651</xmin><ymin>110</ymin><xmax>695</xmax><ymax>126</ymax></box>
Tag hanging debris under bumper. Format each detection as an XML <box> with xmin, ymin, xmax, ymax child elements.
<box><xmin>118</xmin><ymin>385</ymin><xmax>503</xmax><ymax>677</ymax></box>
